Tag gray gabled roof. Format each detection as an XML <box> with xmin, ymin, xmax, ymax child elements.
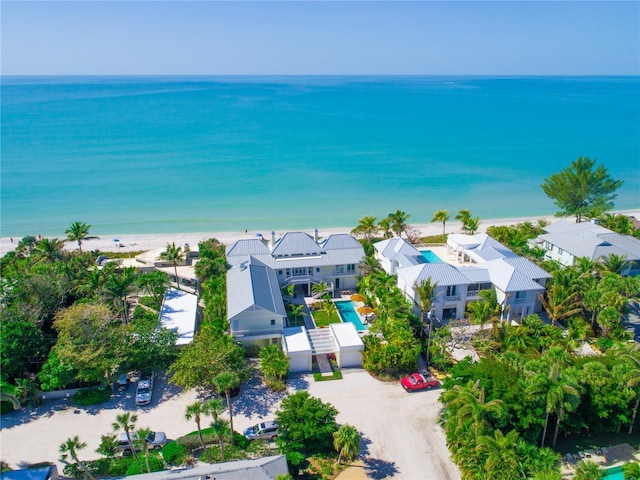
<box><xmin>484</xmin><ymin>259</ymin><xmax>546</xmax><ymax>292</ymax></box>
<box><xmin>226</xmin><ymin>232</ymin><xmax>364</xmax><ymax>270</ymax></box>
<box><xmin>227</xmin><ymin>259</ymin><xmax>286</xmax><ymax>319</ymax></box>
<box><xmin>271</xmin><ymin>232</ymin><xmax>322</xmax><ymax>257</ymax></box>
<box><xmin>321</xmin><ymin>233</ymin><xmax>363</xmax><ymax>250</ymax></box>
<box><xmin>374</xmin><ymin>237</ymin><xmax>423</xmax><ymax>268</ymax></box>
<box><xmin>226</xmin><ymin>238</ymin><xmax>271</xmax><ymax>260</ymax></box>
<box><xmin>459</xmin><ymin>266</ymin><xmax>492</xmax><ymax>284</ymax></box>
<box><xmin>398</xmin><ymin>262</ymin><xmax>472</xmax><ymax>287</ymax></box>
<box><xmin>539</xmin><ymin>222</ymin><xmax>640</xmax><ymax>262</ymax></box>
<box><xmin>501</xmin><ymin>257</ymin><xmax>552</xmax><ymax>280</ymax></box>
<box><xmin>121</xmin><ymin>455</ymin><xmax>289</xmax><ymax>480</ymax></box>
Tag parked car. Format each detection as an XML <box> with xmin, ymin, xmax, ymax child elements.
<box><xmin>135</xmin><ymin>372</ymin><xmax>154</xmax><ymax>406</ymax></box>
<box><xmin>401</xmin><ymin>373</ymin><xmax>439</xmax><ymax>392</ymax></box>
<box><xmin>243</xmin><ymin>421</ymin><xmax>279</xmax><ymax>441</ymax></box>
<box><xmin>117</xmin><ymin>431</ymin><xmax>167</xmax><ymax>452</ymax></box>
<box><xmin>116</xmin><ymin>373</ymin><xmax>130</xmax><ymax>389</ymax></box>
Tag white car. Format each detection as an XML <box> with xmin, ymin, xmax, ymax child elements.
<box><xmin>135</xmin><ymin>373</ymin><xmax>154</xmax><ymax>406</ymax></box>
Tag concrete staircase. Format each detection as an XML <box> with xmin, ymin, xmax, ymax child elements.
<box><xmin>307</xmin><ymin>328</ymin><xmax>335</xmax><ymax>355</ymax></box>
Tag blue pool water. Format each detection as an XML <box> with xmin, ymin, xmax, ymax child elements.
<box><xmin>335</xmin><ymin>301</ymin><xmax>367</xmax><ymax>331</ymax></box>
<box><xmin>419</xmin><ymin>249</ymin><xmax>443</xmax><ymax>263</ymax></box>
<box><xmin>604</xmin><ymin>465</ymin><xmax>624</xmax><ymax>480</ymax></box>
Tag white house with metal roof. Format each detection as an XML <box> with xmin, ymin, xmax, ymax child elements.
<box><xmin>532</xmin><ymin>220</ymin><xmax>640</xmax><ymax>275</ymax></box>
<box><xmin>227</xmin><ymin>230</ymin><xmax>365</xmax><ymax>296</ymax></box>
<box><xmin>226</xmin><ymin>231</ymin><xmax>365</xmax><ymax>353</ymax></box>
<box><xmin>226</xmin><ymin>258</ymin><xmax>287</xmax><ymax>348</ymax></box>
<box><xmin>379</xmin><ymin>234</ymin><xmax>551</xmax><ymax>322</ymax></box>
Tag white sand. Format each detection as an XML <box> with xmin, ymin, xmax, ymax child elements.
<box><xmin>2</xmin><ymin>210</ymin><xmax>638</xmax><ymax>257</ymax></box>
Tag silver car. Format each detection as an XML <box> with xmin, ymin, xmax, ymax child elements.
<box><xmin>117</xmin><ymin>431</ymin><xmax>167</xmax><ymax>452</ymax></box>
<box><xmin>244</xmin><ymin>421</ymin><xmax>279</xmax><ymax>441</ymax></box>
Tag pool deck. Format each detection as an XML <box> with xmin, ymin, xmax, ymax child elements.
<box><xmin>560</xmin><ymin>443</ymin><xmax>640</xmax><ymax>478</ymax></box>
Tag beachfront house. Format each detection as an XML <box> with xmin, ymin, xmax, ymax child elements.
<box><xmin>376</xmin><ymin>234</ymin><xmax>551</xmax><ymax>322</ymax></box>
<box><xmin>226</xmin><ymin>258</ymin><xmax>288</xmax><ymax>349</ymax></box>
<box><xmin>225</xmin><ymin>230</ymin><xmax>365</xmax><ymax>350</ymax></box>
<box><xmin>531</xmin><ymin>220</ymin><xmax>640</xmax><ymax>276</ymax></box>
<box><xmin>226</xmin><ymin>230</ymin><xmax>365</xmax><ymax>296</ymax></box>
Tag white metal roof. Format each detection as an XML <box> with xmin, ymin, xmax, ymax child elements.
<box><xmin>330</xmin><ymin>322</ymin><xmax>364</xmax><ymax>349</ymax></box>
<box><xmin>159</xmin><ymin>288</ymin><xmax>198</xmax><ymax>345</ymax></box>
<box><xmin>374</xmin><ymin>237</ymin><xmax>423</xmax><ymax>268</ymax></box>
<box><xmin>398</xmin><ymin>262</ymin><xmax>472</xmax><ymax>287</ymax></box>
<box><xmin>321</xmin><ymin>233</ymin><xmax>363</xmax><ymax>250</ymax></box>
<box><xmin>484</xmin><ymin>259</ymin><xmax>546</xmax><ymax>292</ymax></box>
<box><xmin>226</xmin><ymin>261</ymin><xmax>287</xmax><ymax>319</ymax></box>
<box><xmin>539</xmin><ymin>222</ymin><xmax>640</xmax><ymax>261</ymax></box>
<box><xmin>226</xmin><ymin>238</ymin><xmax>270</xmax><ymax>260</ymax></box>
<box><xmin>282</xmin><ymin>326</ymin><xmax>312</xmax><ymax>354</ymax></box>
<box><xmin>271</xmin><ymin>232</ymin><xmax>322</xmax><ymax>257</ymax></box>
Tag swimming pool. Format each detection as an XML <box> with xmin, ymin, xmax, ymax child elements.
<box><xmin>419</xmin><ymin>249</ymin><xmax>443</xmax><ymax>263</ymax></box>
<box><xmin>604</xmin><ymin>465</ymin><xmax>624</xmax><ymax>480</ymax></box>
<box><xmin>335</xmin><ymin>300</ymin><xmax>367</xmax><ymax>331</ymax></box>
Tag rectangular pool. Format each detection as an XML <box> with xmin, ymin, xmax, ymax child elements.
<box><xmin>419</xmin><ymin>249</ymin><xmax>443</xmax><ymax>263</ymax></box>
<box><xmin>335</xmin><ymin>300</ymin><xmax>367</xmax><ymax>331</ymax></box>
<box><xmin>604</xmin><ymin>465</ymin><xmax>624</xmax><ymax>480</ymax></box>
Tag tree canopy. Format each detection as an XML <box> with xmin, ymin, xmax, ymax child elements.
<box><xmin>541</xmin><ymin>157</ymin><xmax>623</xmax><ymax>223</ymax></box>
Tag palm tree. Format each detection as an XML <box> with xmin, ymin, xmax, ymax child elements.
<box><xmin>210</xmin><ymin>417</ymin><xmax>229</xmax><ymax>462</ymax></box>
<box><xmin>311</xmin><ymin>280</ymin><xmax>331</xmax><ymax>298</ymax></box>
<box><xmin>213</xmin><ymin>371</ymin><xmax>240</xmax><ymax>446</ymax></box>
<box><xmin>475</xmin><ymin>429</ymin><xmax>524</xmax><ymax>479</ymax></box>
<box><xmin>538</xmin><ymin>283</ymin><xmax>582</xmax><ymax>327</ymax></box>
<box><xmin>287</xmin><ymin>303</ymin><xmax>306</xmax><ymax>326</ymax></box>
<box><xmin>387</xmin><ymin>210</ymin><xmax>411</xmax><ymax>237</ymax></box>
<box><xmin>103</xmin><ymin>267</ymin><xmax>137</xmax><ymax>323</ymax></box>
<box><xmin>112</xmin><ymin>412</ymin><xmax>143</xmax><ymax>473</ymax></box>
<box><xmin>431</xmin><ymin>210</ymin><xmax>451</xmax><ymax>245</ymax></box>
<box><xmin>466</xmin><ymin>216</ymin><xmax>481</xmax><ymax>235</ymax></box>
<box><xmin>136</xmin><ymin>270</ymin><xmax>169</xmax><ymax>306</ymax></box>
<box><xmin>185</xmin><ymin>401</ymin><xmax>214</xmax><ymax>463</ymax></box>
<box><xmin>65</xmin><ymin>221</ymin><xmax>99</xmax><ymax>253</ymax></box>
<box><xmin>574</xmin><ymin>460</ymin><xmax>605</xmax><ymax>480</ymax></box>
<box><xmin>0</xmin><ymin>391</ymin><xmax>21</xmax><ymax>410</ymax></box>
<box><xmin>333</xmin><ymin>424</ymin><xmax>361</xmax><ymax>464</ymax></box>
<box><xmin>446</xmin><ymin>380</ymin><xmax>504</xmax><ymax>438</ymax></box>
<box><xmin>466</xmin><ymin>289</ymin><xmax>502</xmax><ymax>336</ymax></box>
<box><xmin>59</xmin><ymin>436</ymin><xmax>95</xmax><ymax>480</ymax></box>
<box><xmin>378</xmin><ymin>217</ymin><xmax>393</xmax><ymax>239</ymax></box>
<box><xmin>456</xmin><ymin>209</ymin><xmax>472</xmax><ymax>233</ymax></box>
<box><xmin>357</xmin><ymin>256</ymin><xmax>382</xmax><ymax>277</ymax></box>
<box><xmin>351</xmin><ymin>216</ymin><xmax>379</xmax><ymax>241</ymax></box>
<box><xmin>160</xmin><ymin>242</ymin><xmax>185</xmax><ymax>290</ymax></box>
<box><xmin>322</xmin><ymin>299</ymin><xmax>338</xmax><ymax>320</ymax></box>
<box><xmin>34</xmin><ymin>237</ymin><xmax>65</xmax><ymax>263</ymax></box>
<box><xmin>135</xmin><ymin>427</ymin><xmax>152</xmax><ymax>473</ymax></box>
<box><xmin>14</xmin><ymin>377</ymin><xmax>39</xmax><ymax>406</ymax></box>
<box><xmin>599</xmin><ymin>253</ymin><xmax>627</xmax><ymax>275</ymax></box>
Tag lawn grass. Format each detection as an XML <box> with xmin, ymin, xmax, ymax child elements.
<box><xmin>311</xmin><ymin>310</ymin><xmax>342</xmax><ymax>327</ymax></box>
<box><xmin>313</xmin><ymin>370</ymin><xmax>343</xmax><ymax>382</ymax></box>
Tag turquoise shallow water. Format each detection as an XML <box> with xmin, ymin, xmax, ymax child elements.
<box><xmin>1</xmin><ymin>76</ymin><xmax>638</xmax><ymax>236</ymax></box>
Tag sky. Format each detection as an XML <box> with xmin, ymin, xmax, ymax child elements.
<box><xmin>1</xmin><ymin>1</ymin><xmax>639</xmax><ymax>75</ymax></box>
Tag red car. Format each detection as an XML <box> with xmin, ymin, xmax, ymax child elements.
<box><xmin>401</xmin><ymin>373</ymin><xmax>439</xmax><ymax>392</ymax></box>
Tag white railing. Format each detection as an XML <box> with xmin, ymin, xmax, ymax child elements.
<box><xmin>232</xmin><ymin>327</ymin><xmax>283</xmax><ymax>338</ymax></box>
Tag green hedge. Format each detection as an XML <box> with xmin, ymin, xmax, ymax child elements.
<box><xmin>125</xmin><ymin>455</ymin><xmax>164</xmax><ymax>476</ymax></box>
<box><xmin>72</xmin><ymin>386</ymin><xmax>111</xmax><ymax>406</ymax></box>
<box><xmin>161</xmin><ymin>441</ymin><xmax>188</xmax><ymax>465</ymax></box>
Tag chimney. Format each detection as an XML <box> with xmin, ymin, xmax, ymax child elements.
<box><xmin>271</xmin><ymin>231</ymin><xmax>276</xmax><ymax>247</ymax></box>
<box><xmin>314</xmin><ymin>228</ymin><xmax>319</xmax><ymax>243</ymax></box>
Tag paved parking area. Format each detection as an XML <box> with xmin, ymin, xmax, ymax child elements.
<box><xmin>1</xmin><ymin>370</ymin><xmax>460</xmax><ymax>480</ymax></box>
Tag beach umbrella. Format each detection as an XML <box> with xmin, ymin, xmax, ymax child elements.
<box><xmin>256</xmin><ymin>233</ymin><xmax>263</xmax><ymax>237</ymax></box>
<box><xmin>112</xmin><ymin>238</ymin><xmax>120</xmax><ymax>243</ymax></box>
<box><xmin>357</xmin><ymin>306</ymin><xmax>374</xmax><ymax>315</ymax></box>
<box><xmin>350</xmin><ymin>294</ymin><xmax>366</xmax><ymax>302</ymax></box>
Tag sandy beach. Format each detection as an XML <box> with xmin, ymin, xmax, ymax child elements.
<box><xmin>1</xmin><ymin>210</ymin><xmax>638</xmax><ymax>258</ymax></box>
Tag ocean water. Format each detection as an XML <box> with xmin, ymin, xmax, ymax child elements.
<box><xmin>1</xmin><ymin>76</ymin><xmax>638</xmax><ymax>237</ymax></box>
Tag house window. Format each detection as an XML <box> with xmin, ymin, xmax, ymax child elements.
<box><xmin>516</xmin><ymin>291</ymin><xmax>526</xmax><ymax>299</ymax></box>
<box><xmin>446</xmin><ymin>285</ymin><xmax>457</xmax><ymax>296</ymax></box>
<box><xmin>270</xmin><ymin>319</ymin><xmax>276</xmax><ymax>326</ymax></box>
<box><xmin>278</xmin><ymin>270</ymin><xmax>283</xmax><ymax>275</ymax></box>
<box><xmin>347</xmin><ymin>264</ymin><xmax>355</xmax><ymax>272</ymax></box>
<box><xmin>316</xmin><ymin>268</ymin><xmax>320</xmax><ymax>273</ymax></box>
<box><xmin>558</xmin><ymin>248</ymin><xmax>563</xmax><ymax>255</ymax></box>
<box><xmin>336</xmin><ymin>265</ymin><xmax>344</xmax><ymax>273</ymax></box>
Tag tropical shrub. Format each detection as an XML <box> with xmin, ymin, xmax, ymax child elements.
<box><xmin>72</xmin><ymin>386</ymin><xmax>111</xmax><ymax>406</ymax></box>
<box><xmin>161</xmin><ymin>441</ymin><xmax>188</xmax><ymax>465</ymax></box>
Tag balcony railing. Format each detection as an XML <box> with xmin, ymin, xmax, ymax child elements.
<box><xmin>443</xmin><ymin>295</ymin><xmax>461</xmax><ymax>302</ymax></box>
